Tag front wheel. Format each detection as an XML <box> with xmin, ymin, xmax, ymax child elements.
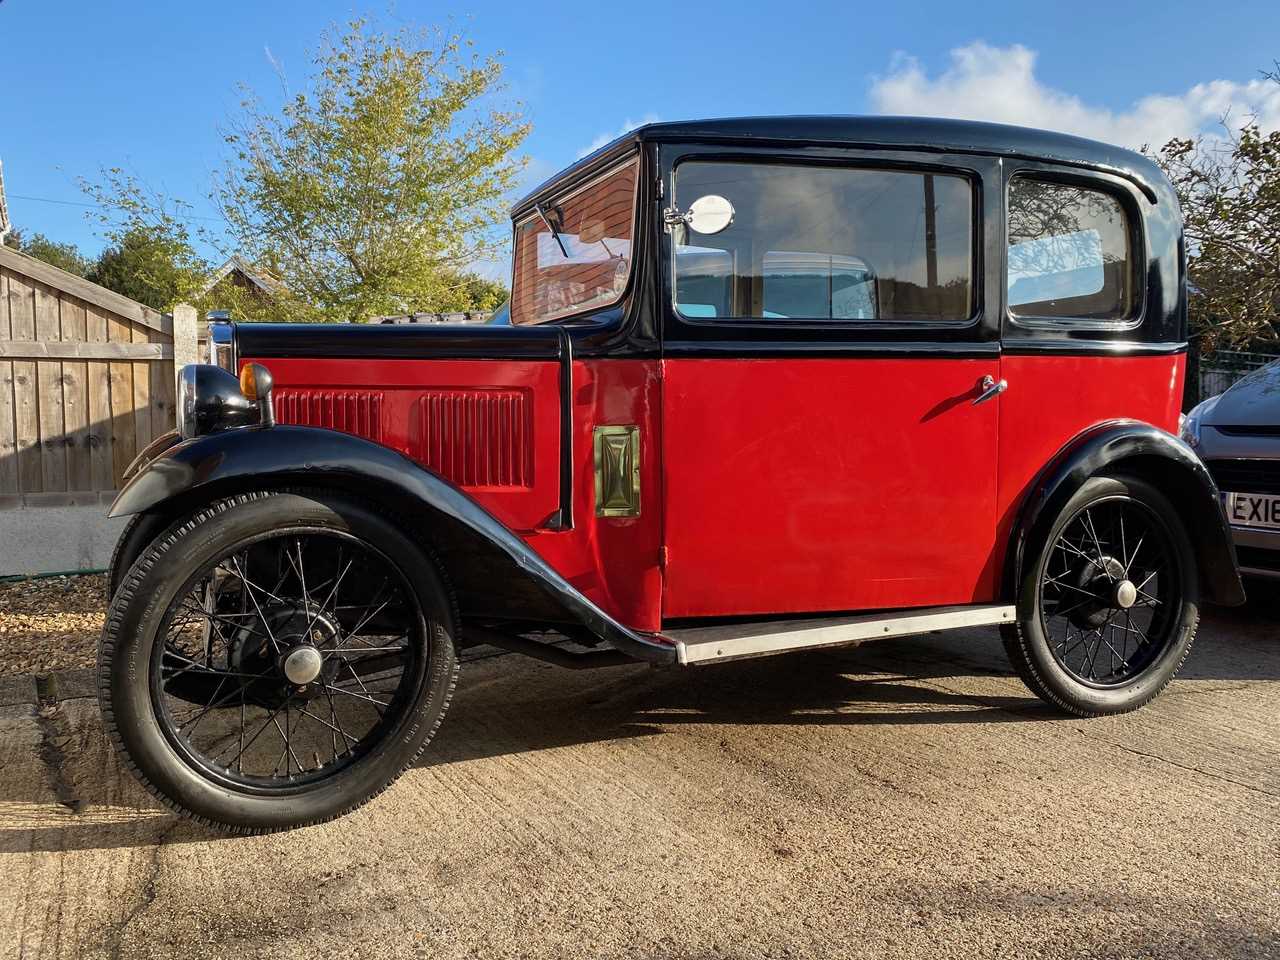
<box><xmin>1004</xmin><ymin>475</ymin><xmax>1199</xmax><ymax>717</ymax></box>
<box><xmin>98</xmin><ymin>490</ymin><xmax>458</xmax><ymax>833</ymax></box>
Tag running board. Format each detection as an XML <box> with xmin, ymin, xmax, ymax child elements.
<box><xmin>668</xmin><ymin>604</ymin><xmax>1015</xmax><ymax>665</ymax></box>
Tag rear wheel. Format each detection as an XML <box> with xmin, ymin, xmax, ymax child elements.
<box><xmin>1005</xmin><ymin>475</ymin><xmax>1199</xmax><ymax>716</ymax></box>
<box><xmin>98</xmin><ymin>490</ymin><xmax>458</xmax><ymax>833</ymax></box>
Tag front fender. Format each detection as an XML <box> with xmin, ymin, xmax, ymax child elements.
<box><xmin>110</xmin><ymin>425</ymin><xmax>676</xmax><ymax>663</ymax></box>
<box><xmin>1007</xmin><ymin>420</ymin><xmax>1245</xmax><ymax>607</ymax></box>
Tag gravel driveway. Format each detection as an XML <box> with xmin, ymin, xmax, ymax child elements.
<box><xmin>1</xmin><ymin>600</ymin><xmax>1277</xmax><ymax>959</ymax></box>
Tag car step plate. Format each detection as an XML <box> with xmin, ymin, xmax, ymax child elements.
<box><xmin>668</xmin><ymin>604</ymin><xmax>1015</xmax><ymax>665</ymax></box>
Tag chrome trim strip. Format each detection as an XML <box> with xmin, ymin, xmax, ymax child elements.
<box><xmin>670</xmin><ymin>604</ymin><xmax>1016</xmax><ymax>665</ymax></box>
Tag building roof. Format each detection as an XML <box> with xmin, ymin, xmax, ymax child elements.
<box><xmin>201</xmin><ymin>255</ymin><xmax>285</xmax><ymax>297</ymax></box>
<box><xmin>0</xmin><ymin>158</ymin><xmax>11</xmax><ymax>246</ymax></box>
<box><xmin>513</xmin><ymin>115</ymin><xmax>1170</xmax><ymax>214</ymax></box>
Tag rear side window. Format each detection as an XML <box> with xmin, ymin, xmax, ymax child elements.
<box><xmin>672</xmin><ymin>161</ymin><xmax>975</xmax><ymax>323</ymax></box>
<box><xmin>1007</xmin><ymin>178</ymin><xmax>1134</xmax><ymax>322</ymax></box>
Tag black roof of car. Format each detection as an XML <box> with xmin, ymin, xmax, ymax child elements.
<box><xmin>512</xmin><ymin>115</ymin><xmax>1170</xmax><ymax>215</ymax></box>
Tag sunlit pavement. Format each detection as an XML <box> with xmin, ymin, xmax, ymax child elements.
<box><xmin>2</xmin><ymin>601</ymin><xmax>1277</xmax><ymax>960</ymax></box>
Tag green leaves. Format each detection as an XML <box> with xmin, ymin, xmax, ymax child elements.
<box><xmin>8</xmin><ymin>233</ymin><xmax>92</xmax><ymax>278</ymax></box>
<box><xmin>1150</xmin><ymin>70</ymin><xmax>1280</xmax><ymax>350</ymax></box>
<box><xmin>78</xmin><ymin>170</ymin><xmax>211</xmax><ymax>312</ymax></box>
<box><xmin>77</xmin><ymin>15</ymin><xmax>522</xmax><ymax>323</ymax></box>
<box><xmin>216</xmin><ymin>17</ymin><xmax>527</xmax><ymax>322</ymax></box>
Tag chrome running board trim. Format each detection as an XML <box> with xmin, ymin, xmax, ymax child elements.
<box><xmin>669</xmin><ymin>604</ymin><xmax>1015</xmax><ymax>665</ymax></box>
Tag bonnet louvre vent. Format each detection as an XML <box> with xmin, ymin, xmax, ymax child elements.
<box><xmin>273</xmin><ymin>390</ymin><xmax>385</xmax><ymax>443</ymax></box>
<box><xmin>412</xmin><ymin>390</ymin><xmax>532</xmax><ymax>488</ymax></box>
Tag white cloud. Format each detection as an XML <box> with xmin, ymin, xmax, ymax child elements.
<box><xmin>576</xmin><ymin>113</ymin><xmax>661</xmax><ymax>159</ymax></box>
<box><xmin>870</xmin><ymin>43</ymin><xmax>1280</xmax><ymax>149</ymax></box>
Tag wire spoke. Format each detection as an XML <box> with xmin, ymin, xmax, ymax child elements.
<box><xmin>152</xmin><ymin>531</ymin><xmax>421</xmax><ymax>784</ymax></box>
<box><xmin>229</xmin><ymin>554</ymin><xmax>284</xmax><ymax>656</ymax></box>
<box><xmin>322</xmin><ymin>684</ymin><xmax>391</xmax><ymax>708</ymax></box>
<box><xmin>1041</xmin><ymin>495</ymin><xmax>1184</xmax><ymax>687</ymax></box>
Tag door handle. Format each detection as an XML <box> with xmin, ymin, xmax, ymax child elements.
<box><xmin>972</xmin><ymin>375</ymin><xmax>1008</xmax><ymax>405</ymax></box>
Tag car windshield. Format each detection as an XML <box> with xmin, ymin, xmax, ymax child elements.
<box><xmin>510</xmin><ymin>157</ymin><xmax>638</xmax><ymax>325</ymax></box>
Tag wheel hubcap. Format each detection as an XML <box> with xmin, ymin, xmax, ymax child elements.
<box><xmin>282</xmin><ymin>645</ymin><xmax>324</xmax><ymax>685</ymax></box>
<box><xmin>1112</xmin><ymin>579</ymin><xmax>1138</xmax><ymax>610</ymax></box>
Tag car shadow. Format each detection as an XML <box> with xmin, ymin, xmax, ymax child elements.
<box><xmin>2</xmin><ymin>605</ymin><xmax>1275</xmax><ymax>853</ymax></box>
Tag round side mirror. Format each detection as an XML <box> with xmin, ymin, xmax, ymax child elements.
<box><xmin>687</xmin><ymin>195</ymin><xmax>735</xmax><ymax>235</ymax></box>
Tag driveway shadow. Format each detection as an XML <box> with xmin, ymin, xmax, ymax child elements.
<box><xmin>2</xmin><ymin>605</ymin><xmax>1274</xmax><ymax>853</ymax></box>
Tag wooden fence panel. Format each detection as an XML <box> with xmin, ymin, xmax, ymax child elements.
<box><xmin>0</xmin><ymin>248</ymin><xmax>189</xmax><ymax>498</ymax></box>
<box><xmin>7</xmin><ymin>271</ymin><xmax>42</xmax><ymax>494</ymax></box>
<box><xmin>33</xmin><ymin>282</ymin><xmax>67</xmax><ymax>492</ymax></box>
<box><xmin>0</xmin><ymin>271</ymin><xmax>16</xmax><ymax>496</ymax></box>
<box><xmin>61</xmin><ymin>298</ymin><xmax>92</xmax><ymax>491</ymax></box>
<box><xmin>132</xmin><ymin>317</ymin><xmax>154</xmax><ymax>454</ymax></box>
<box><xmin>85</xmin><ymin>306</ymin><xmax>115</xmax><ymax>491</ymax></box>
<box><xmin>106</xmin><ymin>313</ymin><xmax>138</xmax><ymax>490</ymax></box>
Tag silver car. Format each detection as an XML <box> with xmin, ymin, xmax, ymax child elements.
<box><xmin>1182</xmin><ymin>359</ymin><xmax>1280</xmax><ymax>580</ymax></box>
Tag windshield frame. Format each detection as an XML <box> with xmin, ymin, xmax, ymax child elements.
<box><xmin>509</xmin><ymin>153</ymin><xmax>641</xmax><ymax>326</ymax></box>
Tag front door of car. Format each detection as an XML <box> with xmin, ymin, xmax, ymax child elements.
<box><xmin>659</xmin><ymin>149</ymin><xmax>1005</xmax><ymax>619</ymax></box>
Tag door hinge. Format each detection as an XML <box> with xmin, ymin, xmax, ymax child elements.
<box><xmin>659</xmin><ymin>545</ymin><xmax>669</xmax><ymax>570</ymax></box>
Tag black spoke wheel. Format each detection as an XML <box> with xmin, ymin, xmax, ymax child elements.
<box><xmin>99</xmin><ymin>490</ymin><xmax>458</xmax><ymax>833</ymax></box>
<box><xmin>1004</xmin><ymin>475</ymin><xmax>1199</xmax><ymax>717</ymax></box>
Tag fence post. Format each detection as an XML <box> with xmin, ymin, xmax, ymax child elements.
<box><xmin>172</xmin><ymin>303</ymin><xmax>200</xmax><ymax>385</ymax></box>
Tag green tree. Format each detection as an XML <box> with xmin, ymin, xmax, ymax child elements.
<box><xmin>1151</xmin><ymin>68</ymin><xmax>1280</xmax><ymax>350</ymax></box>
<box><xmin>87</xmin><ymin>226</ymin><xmax>209</xmax><ymax>311</ymax></box>
<box><xmin>214</xmin><ymin>17</ymin><xmax>529</xmax><ymax>322</ymax></box>
<box><xmin>6</xmin><ymin>231</ymin><xmax>92</xmax><ymax>277</ymax></box>
<box><xmin>438</xmin><ymin>272</ymin><xmax>508</xmax><ymax>312</ymax></box>
<box><xmin>79</xmin><ymin>170</ymin><xmax>211</xmax><ymax>311</ymax></box>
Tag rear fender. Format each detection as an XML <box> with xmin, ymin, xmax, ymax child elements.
<box><xmin>109</xmin><ymin>425</ymin><xmax>676</xmax><ymax>662</ymax></box>
<box><xmin>1006</xmin><ymin>420</ymin><xmax>1245</xmax><ymax>607</ymax></box>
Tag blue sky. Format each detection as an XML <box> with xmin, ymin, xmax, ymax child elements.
<box><xmin>2</xmin><ymin>0</ymin><xmax>1279</xmax><ymax>268</ymax></box>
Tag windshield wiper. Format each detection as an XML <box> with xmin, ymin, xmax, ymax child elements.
<box><xmin>534</xmin><ymin>202</ymin><xmax>569</xmax><ymax>258</ymax></box>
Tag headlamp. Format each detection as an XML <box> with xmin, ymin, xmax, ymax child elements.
<box><xmin>1178</xmin><ymin>395</ymin><xmax>1217</xmax><ymax>450</ymax></box>
<box><xmin>176</xmin><ymin>363</ymin><xmax>274</xmax><ymax>439</ymax></box>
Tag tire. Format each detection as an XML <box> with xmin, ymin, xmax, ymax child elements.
<box><xmin>106</xmin><ymin>511</ymin><xmax>175</xmax><ymax>601</ymax></box>
<box><xmin>1004</xmin><ymin>475</ymin><xmax>1199</xmax><ymax>717</ymax></box>
<box><xmin>98</xmin><ymin>489</ymin><xmax>459</xmax><ymax>834</ymax></box>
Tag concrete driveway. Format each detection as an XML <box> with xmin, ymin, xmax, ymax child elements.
<box><xmin>1</xmin><ymin>604</ymin><xmax>1277</xmax><ymax>959</ymax></box>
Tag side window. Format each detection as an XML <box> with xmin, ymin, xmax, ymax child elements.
<box><xmin>1007</xmin><ymin>177</ymin><xmax>1134</xmax><ymax>322</ymax></box>
<box><xmin>512</xmin><ymin>158</ymin><xmax>638</xmax><ymax>325</ymax></box>
<box><xmin>672</xmin><ymin>161</ymin><xmax>975</xmax><ymax>323</ymax></box>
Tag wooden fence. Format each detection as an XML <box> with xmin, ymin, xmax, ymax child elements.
<box><xmin>0</xmin><ymin>245</ymin><xmax>197</xmax><ymax>505</ymax></box>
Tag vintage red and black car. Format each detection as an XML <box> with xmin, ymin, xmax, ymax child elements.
<box><xmin>101</xmin><ymin>116</ymin><xmax>1245</xmax><ymax>832</ymax></box>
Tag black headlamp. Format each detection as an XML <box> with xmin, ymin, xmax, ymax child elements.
<box><xmin>176</xmin><ymin>362</ymin><xmax>275</xmax><ymax>439</ymax></box>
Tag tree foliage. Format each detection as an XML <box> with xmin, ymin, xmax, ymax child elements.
<box><xmin>7</xmin><ymin>232</ymin><xmax>93</xmax><ymax>277</ymax></box>
<box><xmin>1151</xmin><ymin>69</ymin><xmax>1280</xmax><ymax>349</ymax></box>
<box><xmin>79</xmin><ymin>170</ymin><xmax>210</xmax><ymax>311</ymax></box>
<box><xmin>77</xmin><ymin>16</ymin><xmax>525</xmax><ymax>323</ymax></box>
<box><xmin>215</xmin><ymin>17</ymin><xmax>528</xmax><ymax>322</ymax></box>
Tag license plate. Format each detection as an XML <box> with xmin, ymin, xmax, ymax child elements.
<box><xmin>1225</xmin><ymin>491</ymin><xmax>1280</xmax><ymax>530</ymax></box>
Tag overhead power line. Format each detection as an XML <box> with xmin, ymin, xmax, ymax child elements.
<box><xmin>8</xmin><ymin>191</ymin><xmax>225</xmax><ymax>222</ymax></box>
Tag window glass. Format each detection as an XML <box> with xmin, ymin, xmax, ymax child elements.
<box><xmin>512</xmin><ymin>158</ymin><xmax>638</xmax><ymax>325</ymax></box>
<box><xmin>1007</xmin><ymin>178</ymin><xmax>1133</xmax><ymax>321</ymax></box>
<box><xmin>672</xmin><ymin>161</ymin><xmax>974</xmax><ymax>322</ymax></box>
